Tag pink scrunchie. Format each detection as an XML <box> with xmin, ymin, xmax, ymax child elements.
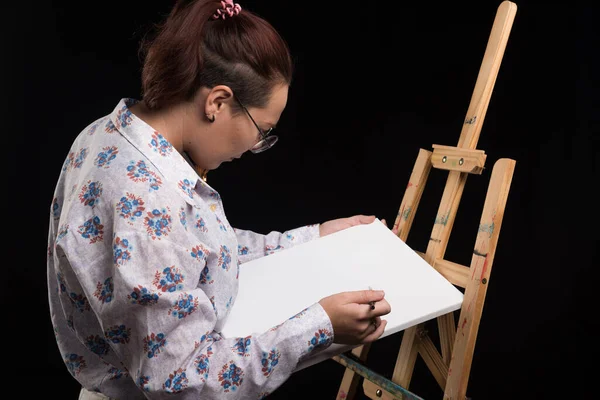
<box><xmin>212</xmin><ymin>0</ymin><xmax>242</xmax><ymax>20</ymax></box>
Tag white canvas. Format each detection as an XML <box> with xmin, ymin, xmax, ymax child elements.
<box><xmin>220</xmin><ymin>219</ymin><xmax>464</xmax><ymax>372</ymax></box>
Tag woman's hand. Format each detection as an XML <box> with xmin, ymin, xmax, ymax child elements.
<box><xmin>319</xmin><ymin>289</ymin><xmax>391</xmax><ymax>345</ymax></box>
<box><xmin>319</xmin><ymin>215</ymin><xmax>399</xmax><ymax>237</ymax></box>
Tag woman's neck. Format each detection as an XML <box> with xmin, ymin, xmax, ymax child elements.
<box><xmin>129</xmin><ymin>100</ymin><xmax>187</xmax><ymax>153</ymax></box>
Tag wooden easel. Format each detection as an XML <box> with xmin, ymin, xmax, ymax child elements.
<box><xmin>332</xmin><ymin>2</ymin><xmax>517</xmax><ymax>399</ymax></box>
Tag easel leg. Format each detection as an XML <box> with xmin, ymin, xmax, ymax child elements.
<box><xmin>392</xmin><ymin>326</ymin><xmax>420</xmax><ymax>387</ymax></box>
<box><xmin>444</xmin><ymin>158</ymin><xmax>515</xmax><ymax>399</ymax></box>
<box><xmin>438</xmin><ymin>313</ymin><xmax>456</xmax><ymax>365</ymax></box>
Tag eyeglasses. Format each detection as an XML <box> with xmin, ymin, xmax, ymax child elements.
<box><xmin>235</xmin><ymin>97</ymin><xmax>278</xmax><ymax>154</ymax></box>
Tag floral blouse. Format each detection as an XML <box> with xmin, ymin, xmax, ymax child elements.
<box><xmin>47</xmin><ymin>98</ymin><xmax>334</xmax><ymax>399</ymax></box>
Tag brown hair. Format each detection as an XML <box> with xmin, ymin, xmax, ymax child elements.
<box><xmin>139</xmin><ymin>0</ymin><xmax>293</xmax><ymax>112</ymax></box>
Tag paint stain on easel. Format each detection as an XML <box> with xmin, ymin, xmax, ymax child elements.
<box><xmin>464</xmin><ymin>116</ymin><xmax>477</xmax><ymax>125</ymax></box>
<box><xmin>435</xmin><ymin>211</ymin><xmax>450</xmax><ymax>226</ymax></box>
<box><xmin>478</xmin><ymin>222</ymin><xmax>494</xmax><ymax>237</ymax></box>
<box><xmin>480</xmin><ymin>256</ymin><xmax>490</xmax><ymax>280</ymax></box>
<box><xmin>394</xmin><ymin>205</ymin><xmax>412</xmax><ymax>235</ymax></box>
<box><xmin>471</xmin><ymin>248</ymin><xmax>487</xmax><ymax>279</ymax></box>
<box><xmin>473</xmin><ymin>249</ymin><xmax>487</xmax><ymax>257</ymax></box>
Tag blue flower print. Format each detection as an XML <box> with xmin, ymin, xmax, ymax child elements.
<box><xmin>116</xmin><ymin>105</ymin><xmax>133</xmax><ymax>128</ymax></box>
<box><xmin>194</xmin><ymin>346</ymin><xmax>213</xmax><ymax>382</ymax></box>
<box><xmin>190</xmin><ymin>244</ymin><xmax>210</xmax><ymax>262</ymax></box>
<box><xmin>87</xmin><ymin>122</ymin><xmax>98</xmax><ymax>135</ymax></box>
<box><xmin>64</xmin><ymin>353</ymin><xmax>86</xmax><ymax>376</ymax></box>
<box><xmin>113</xmin><ymin>235</ymin><xmax>133</xmax><ymax>267</ymax></box>
<box><xmin>137</xmin><ymin>372</ymin><xmax>151</xmax><ymax>392</ymax></box>
<box><xmin>218</xmin><ymin>245</ymin><xmax>231</xmax><ymax>271</ymax></box>
<box><xmin>108</xmin><ymin>367</ymin><xmax>129</xmax><ymax>380</ymax></box>
<box><xmin>169</xmin><ymin>293</ymin><xmax>199</xmax><ymax>319</ymax></box>
<box><xmin>104</xmin><ymin>324</ymin><xmax>131</xmax><ymax>344</ymax></box>
<box><xmin>261</xmin><ymin>348</ymin><xmax>280</xmax><ymax>377</ymax></box>
<box><xmin>94</xmin><ymin>146</ymin><xmax>119</xmax><ymax>169</ymax></box>
<box><xmin>84</xmin><ymin>335</ymin><xmax>110</xmax><ymax>356</ymax></box>
<box><xmin>52</xmin><ymin>197</ymin><xmax>61</xmax><ymax>219</ymax></box>
<box><xmin>73</xmin><ymin>147</ymin><xmax>89</xmax><ymax>169</ymax></box>
<box><xmin>149</xmin><ymin>131</ymin><xmax>173</xmax><ymax>157</ymax></box>
<box><xmin>199</xmin><ymin>265</ymin><xmax>213</xmax><ymax>285</ymax></box>
<box><xmin>307</xmin><ymin>329</ymin><xmax>333</xmax><ymax>352</ymax></box>
<box><xmin>69</xmin><ymin>292</ymin><xmax>91</xmax><ymax>312</ymax></box>
<box><xmin>128</xmin><ymin>285</ymin><xmax>161</xmax><ymax>306</ymax></box>
<box><xmin>286</xmin><ymin>233</ymin><xmax>295</xmax><ymax>241</ymax></box>
<box><xmin>56</xmin><ymin>272</ymin><xmax>67</xmax><ymax>293</ymax></box>
<box><xmin>178</xmin><ymin>179</ymin><xmax>195</xmax><ymax>200</ymax></box>
<box><xmin>153</xmin><ymin>266</ymin><xmax>185</xmax><ymax>293</ymax></box>
<box><xmin>195</xmin><ymin>216</ymin><xmax>208</xmax><ymax>232</ymax></box>
<box><xmin>163</xmin><ymin>368</ymin><xmax>188</xmax><ymax>394</ymax></box>
<box><xmin>265</xmin><ymin>244</ymin><xmax>284</xmax><ymax>255</ymax></box>
<box><xmin>144</xmin><ymin>332</ymin><xmax>167</xmax><ymax>358</ymax></box>
<box><xmin>216</xmin><ymin>215</ymin><xmax>227</xmax><ymax>232</ymax></box>
<box><xmin>78</xmin><ymin>216</ymin><xmax>104</xmax><ymax>244</ymax></box>
<box><xmin>87</xmin><ymin>122</ymin><xmax>99</xmax><ymax>136</ymax></box>
<box><xmin>226</xmin><ymin>296</ymin><xmax>232</xmax><ymax>309</ymax></box>
<box><xmin>79</xmin><ymin>180</ymin><xmax>102</xmax><ymax>207</ymax></box>
<box><xmin>144</xmin><ymin>208</ymin><xmax>172</xmax><ymax>240</ymax></box>
<box><xmin>57</xmin><ymin>223</ymin><xmax>69</xmax><ymax>241</ymax></box>
<box><xmin>179</xmin><ymin>207</ymin><xmax>187</xmax><ymax>230</ymax></box>
<box><xmin>197</xmin><ymin>331</ymin><xmax>214</xmax><ymax>348</ymax></box>
<box><xmin>105</xmin><ymin>119</ymin><xmax>117</xmax><ymax>133</ymax></box>
<box><xmin>232</xmin><ymin>336</ymin><xmax>251</xmax><ymax>357</ymax></box>
<box><xmin>116</xmin><ymin>193</ymin><xmax>145</xmax><ymax>224</ymax></box>
<box><xmin>238</xmin><ymin>245</ymin><xmax>249</xmax><ymax>255</ymax></box>
<box><xmin>62</xmin><ymin>152</ymin><xmax>75</xmax><ymax>172</ymax></box>
<box><xmin>127</xmin><ymin>160</ymin><xmax>163</xmax><ymax>191</ymax></box>
<box><xmin>258</xmin><ymin>392</ymin><xmax>271</xmax><ymax>399</ymax></box>
<box><xmin>218</xmin><ymin>361</ymin><xmax>244</xmax><ymax>393</ymax></box>
<box><xmin>93</xmin><ymin>277</ymin><xmax>113</xmax><ymax>304</ymax></box>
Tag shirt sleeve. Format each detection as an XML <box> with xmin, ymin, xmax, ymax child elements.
<box><xmin>234</xmin><ymin>224</ymin><xmax>321</xmax><ymax>264</ymax></box>
<box><xmin>60</xmin><ymin>229</ymin><xmax>334</xmax><ymax>399</ymax></box>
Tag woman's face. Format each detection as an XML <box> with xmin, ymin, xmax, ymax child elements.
<box><xmin>186</xmin><ymin>84</ymin><xmax>288</xmax><ymax>171</ymax></box>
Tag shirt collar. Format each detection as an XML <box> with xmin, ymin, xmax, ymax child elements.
<box><xmin>109</xmin><ymin>98</ymin><xmax>216</xmax><ymax>208</ymax></box>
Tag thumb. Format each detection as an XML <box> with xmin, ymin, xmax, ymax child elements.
<box><xmin>356</xmin><ymin>215</ymin><xmax>376</xmax><ymax>225</ymax></box>
<box><xmin>347</xmin><ymin>289</ymin><xmax>385</xmax><ymax>304</ymax></box>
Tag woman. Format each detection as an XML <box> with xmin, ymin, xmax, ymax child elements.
<box><xmin>48</xmin><ymin>1</ymin><xmax>392</xmax><ymax>398</ymax></box>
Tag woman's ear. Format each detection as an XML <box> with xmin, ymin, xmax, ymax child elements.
<box><xmin>204</xmin><ymin>85</ymin><xmax>234</xmax><ymax>118</ymax></box>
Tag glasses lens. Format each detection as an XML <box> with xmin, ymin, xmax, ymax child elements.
<box><xmin>251</xmin><ymin>135</ymin><xmax>278</xmax><ymax>154</ymax></box>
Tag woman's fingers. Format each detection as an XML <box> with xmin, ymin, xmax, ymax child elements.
<box><xmin>362</xmin><ymin>319</ymin><xmax>388</xmax><ymax>343</ymax></box>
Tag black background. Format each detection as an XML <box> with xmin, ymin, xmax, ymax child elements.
<box><xmin>5</xmin><ymin>0</ymin><xmax>594</xmax><ymax>399</ymax></box>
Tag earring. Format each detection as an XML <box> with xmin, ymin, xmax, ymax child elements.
<box><xmin>206</xmin><ymin>114</ymin><xmax>215</xmax><ymax>123</ymax></box>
